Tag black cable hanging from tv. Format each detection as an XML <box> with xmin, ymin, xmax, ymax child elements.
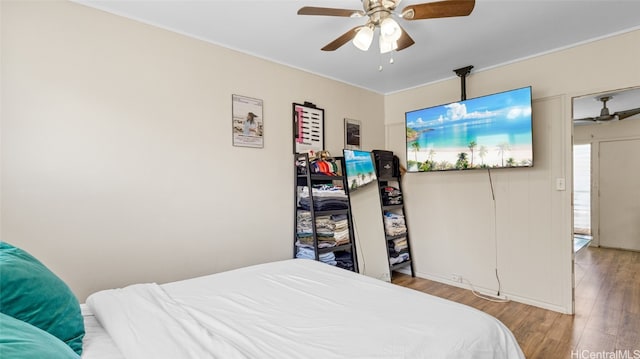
<box><xmin>453</xmin><ymin>65</ymin><xmax>474</xmax><ymax>101</ymax></box>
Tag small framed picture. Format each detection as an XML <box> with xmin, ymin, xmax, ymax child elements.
<box><xmin>344</xmin><ymin>118</ymin><xmax>361</xmax><ymax>150</ymax></box>
<box><xmin>232</xmin><ymin>94</ymin><xmax>264</xmax><ymax>148</ymax></box>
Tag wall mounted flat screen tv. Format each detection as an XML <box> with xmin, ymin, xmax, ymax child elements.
<box><xmin>405</xmin><ymin>86</ymin><xmax>533</xmax><ymax>172</ymax></box>
<box><xmin>343</xmin><ymin>149</ymin><xmax>377</xmax><ymax>192</ymax></box>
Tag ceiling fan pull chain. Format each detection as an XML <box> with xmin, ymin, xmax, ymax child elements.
<box><xmin>379</xmin><ymin>52</ymin><xmax>395</xmax><ymax>71</ymax></box>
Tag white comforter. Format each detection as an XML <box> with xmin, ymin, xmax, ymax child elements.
<box><xmin>86</xmin><ymin>259</ymin><xmax>524</xmax><ymax>359</ymax></box>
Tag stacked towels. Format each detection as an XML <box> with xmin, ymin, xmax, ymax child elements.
<box><xmin>381</xmin><ymin>186</ymin><xmax>403</xmax><ymax>205</ymax></box>
<box><xmin>383</xmin><ymin>211</ymin><xmax>410</xmax><ymax>265</ymax></box>
<box><xmin>388</xmin><ymin>237</ymin><xmax>410</xmax><ymax>265</ymax></box>
<box><xmin>298</xmin><ymin>185</ymin><xmax>349</xmax><ymax>211</ymax></box>
<box><xmin>295</xmin><ymin>247</ymin><xmax>337</xmax><ymax>266</ymax></box>
<box><xmin>334</xmin><ymin>251</ymin><xmax>355</xmax><ymax>271</ymax></box>
<box><xmin>383</xmin><ymin>211</ymin><xmax>407</xmax><ymax>236</ymax></box>
<box><xmin>295</xmin><ymin>248</ymin><xmax>355</xmax><ymax>270</ymax></box>
<box><xmin>296</xmin><ymin>212</ymin><xmax>350</xmax><ymax>248</ymax></box>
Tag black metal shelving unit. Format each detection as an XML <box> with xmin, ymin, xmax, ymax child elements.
<box><xmin>294</xmin><ymin>153</ymin><xmax>358</xmax><ymax>272</ymax></box>
<box><xmin>374</xmin><ymin>151</ymin><xmax>414</xmax><ymax>277</ymax></box>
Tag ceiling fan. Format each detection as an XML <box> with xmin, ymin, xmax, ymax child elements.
<box><xmin>574</xmin><ymin>96</ymin><xmax>640</xmax><ymax>124</ymax></box>
<box><xmin>297</xmin><ymin>0</ymin><xmax>475</xmax><ymax>53</ymax></box>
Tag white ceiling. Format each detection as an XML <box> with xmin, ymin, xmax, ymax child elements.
<box><xmin>72</xmin><ymin>0</ymin><xmax>639</xmax><ymax>124</ymax></box>
<box><xmin>73</xmin><ymin>0</ymin><xmax>640</xmax><ymax>96</ymax></box>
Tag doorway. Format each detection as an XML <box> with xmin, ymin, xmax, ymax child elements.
<box><xmin>572</xmin><ymin>86</ymin><xmax>640</xmax><ymax>251</ymax></box>
<box><xmin>571</xmin><ymin>85</ymin><xmax>640</xmax><ymax>317</ymax></box>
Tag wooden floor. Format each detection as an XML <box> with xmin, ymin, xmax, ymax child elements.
<box><xmin>392</xmin><ymin>247</ymin><xmax>640</xmax><ymax>358</ymax></box>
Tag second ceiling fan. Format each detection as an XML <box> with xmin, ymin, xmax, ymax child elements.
<box><xmin>574</xmin><ymin>96</ymin><xmax>640</xmax><ymax>124</ymax></box>
<box><xmin>297</xmin><ymin>0</ymin><xmax>476</xmax><ymax>53</ymax></box>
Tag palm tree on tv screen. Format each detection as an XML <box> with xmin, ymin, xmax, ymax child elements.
<box><xmin>411</xmin><ymin>141</ymin><xmax>420</xmax><ymax>163</ymax></box>
<box><xmin>479</xmin><ymin>145</ymin><xmax>488</xmax><ymax>166</ymax></box>
<box><xmin>497</xmin><ymin>142</ymin><xmax>512</xmax><ymax>167</ymax></box>
<box><xmin>468</xmin><ymin>140</ymin><xmax>477</xmax><ymax>167</ymax></box>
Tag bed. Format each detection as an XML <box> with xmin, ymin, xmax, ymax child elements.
<box><xmin>0</xmin><ymin>241</ymin><xmax>524</xmax><ymax>358</ymax></box>
<box><xmin>82</xmin><ymin>259</ymin><xmax>524</xmax><ymax>359</ymax></box>
<box><xmin>80</xmin><ymin>308</ymin><xmax>125</xmax><ymax>359</ymax></box>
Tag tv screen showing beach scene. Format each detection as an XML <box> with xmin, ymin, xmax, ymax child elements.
<box><xmin>405</xmin><ymin>86</ymin><xmax>533</xmax><ymax>172</ymax></box>
<box><xmin>343</xmin><ymin>149</ymin><xmax>377</xmax><ymax>192</ymax></box>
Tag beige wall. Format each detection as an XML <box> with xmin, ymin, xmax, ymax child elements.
<box><xmin>1</xmin><ymin>1</ymin><xmax>385</xmax><ymax>301</ymax></box>
<box><xmin>384</xmin><ymin>29</ymin><xmax>640</xmax><ymax>313</ymax></box>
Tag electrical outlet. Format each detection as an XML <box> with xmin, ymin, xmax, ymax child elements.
<box><xmin>451</xmin><ymin>274</ymin><xmax>462</xmax><ymax>283</ymax></box>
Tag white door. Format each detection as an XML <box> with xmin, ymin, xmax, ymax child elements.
<box><xmin>598</xmin><ymin>138</ymin><xmax>640</xmax><ymax>251</ymax></box>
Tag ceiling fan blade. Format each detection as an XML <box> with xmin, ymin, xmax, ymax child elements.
<box><xmin>401</xmin><ymin>0</ymin><xmax>475</xmax><ymax>20</ymax></box>
<box><xmin>321</xmin><ymin>27</ymin><xmax>360</xmax><ymax>51</ymax></box>
<box><xmin>396</xmin><ymin>25</ymin><xmax>415</xmax><ymax>51</ymax></box>
<box><xmin>573</xmin><ymin>117</ymin><xmax>596</xmax><ymax>122</ymax></box>
<box><xmin>297</xmin><ymin>6</ymin><xmax>364</xmax><ymax>18</ymax></box>
<box><xmin>615</xmin><ymin>107</ymin><xmax>640</xmax><ymax>120</ymax></box>
<box><xmin>596</xmin><ymin>114</ymin><xmax>616</xmax><ymax>122</ymax></box>
<box><xmin>574</xmin><ymin>120</ymin><xmax>597</xmax><ymax>125</ymax></box>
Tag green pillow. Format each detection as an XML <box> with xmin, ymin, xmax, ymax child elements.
<box><xmin>0</xmin><ymin>242</ymin><xmax>84</xmax><ymax>355</ymax></box>
<box><xmin>0</xmin><ymin>312</ymin><xmax>80</xmax><ymax>359</ymax></box>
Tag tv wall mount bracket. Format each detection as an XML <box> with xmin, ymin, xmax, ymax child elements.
<box><xmin>454</xmin><ymin>65</ymin><xmax>474</xmax><ymax>101</ymax></box>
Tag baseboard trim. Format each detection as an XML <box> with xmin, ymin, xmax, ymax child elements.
<box><xmin>414</xmin><ymin>271</ymin><xmax>572</xmax><ymax>314</ymax></box>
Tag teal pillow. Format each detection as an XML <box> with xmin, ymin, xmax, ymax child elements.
<box><xmin>0</xmin><ymin>242</ymin><xmax>84</xmax><ymax>355</ymax></box>
<box><xmin>0</xmin><ymin>312</ymin><xmax>80</xmax><ymax>359</ymax></box>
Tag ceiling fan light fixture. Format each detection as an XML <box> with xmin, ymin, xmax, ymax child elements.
<box><xmin>380</xmin><ymin>17</ymin><xmax>401</xmax><ymax>41</ymax></box>
<box><xmin>382</xmin><ymin>0</ymin><xmax>400</xmax><ymax>9</ymax></box>
<box><xmin>353</xmin><ymin>25</ymin><xmax>374</xmax><ymax>51</ymax></box>
<box><xmin>379</xmin><ymin>34</ymin><xmax>398</xmax><ymax>54</ymax></box>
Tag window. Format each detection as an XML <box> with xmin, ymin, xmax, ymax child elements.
<box><xmin>573</xmin><ymin>144</ymin><xmax>591</xmax><ymax>235</ymax></box>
